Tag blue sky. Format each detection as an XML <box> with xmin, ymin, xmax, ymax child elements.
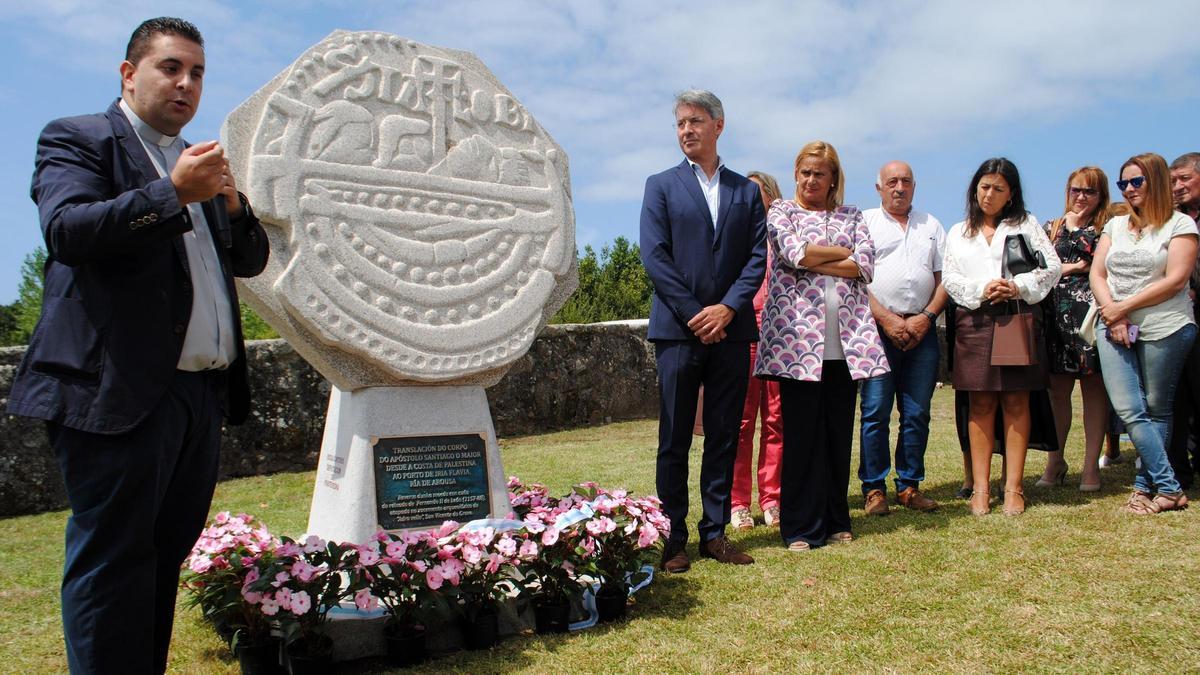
<box><xmin>1</xmin><ymin>0</ymin><xmax>1198</xmax><ymax>303</ymax></box>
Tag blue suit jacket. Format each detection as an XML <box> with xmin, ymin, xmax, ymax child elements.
<box><xmin>639</xmin><ymin>160</ymin><xmax>767</xmax><ymax>341</ymax></box>
<box><xmin>6</xmin><ymin>99</ymin><xmax>269</xmax><ymax>434</ymax></box>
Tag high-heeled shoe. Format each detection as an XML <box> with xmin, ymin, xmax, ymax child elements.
<box><xmin>970</xmin><ymin>490</ymin><xmax>990</xmax><ymax>516</ymax></box>
<box><xmin>1002</xmin><ymin>489</ymin><xmax>1026</xmax><ymax>516</ymax></box>
<box><xmin>1035</xmin><ymin>463</ymin><xmax>1067</xmax><ymax>488</ymax></box>
<box><xmin>1078</xmin><ymin>481</ymin><xmax>1101</xmax><ymax>492</ymax></box>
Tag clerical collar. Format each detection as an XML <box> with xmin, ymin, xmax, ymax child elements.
<box><xmin>119</xmin><ymin>98</ymin><xmax>178</xmax><ymax>148</ymax></box>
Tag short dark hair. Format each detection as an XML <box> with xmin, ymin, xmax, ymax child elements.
<box><xmin>125</xmin><ymin>17</ymin><xmax>203</xmax><ymax>65</ymax></box>
<box><xmin>965</xmin><ymin>157</ymin><xmax>1027</xmax><ymax>236</ymax></box>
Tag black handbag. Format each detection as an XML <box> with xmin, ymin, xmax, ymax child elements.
<box><xmin>1003</xmin><ymin>233</ymin><xmax>1046</xmax><ymax>276</ymax></box>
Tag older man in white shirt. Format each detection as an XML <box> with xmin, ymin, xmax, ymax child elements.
<box><xmin>859</xmin><ymin>161</ymin><xmax>948</xmax><ymax>515</ymax></box>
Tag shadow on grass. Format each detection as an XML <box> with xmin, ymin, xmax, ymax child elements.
<box><xmin>339</xmin><ymin>577</ymin><xmax>701</xmax><ymax>673</ymax></box>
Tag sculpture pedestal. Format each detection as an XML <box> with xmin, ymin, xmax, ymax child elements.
<box><xmin>306</xmin><ymin>385</ymin><xmax>509</xmax><ymax>544</ymax></box>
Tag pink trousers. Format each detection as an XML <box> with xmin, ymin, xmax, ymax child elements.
<box><xmin>732</xmin><ymin>342</ymin><xmax>783</xmax><ymax>510</ymax></box>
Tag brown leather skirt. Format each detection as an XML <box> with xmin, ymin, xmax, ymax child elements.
<box><xmin>953</xmin><ymin>303</ymin><xmax>1049</xmax><ymax>392</ymax></box>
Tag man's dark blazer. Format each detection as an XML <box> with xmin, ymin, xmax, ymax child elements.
<box><xmin>7</xmin><ymin>99</ymin><xmax>269</xmax><ymax>435</ymax></box>
<box><xmin>639</xmin><ymin>160</ymin><xmax>767</xmax><ymax>341</ymax></box>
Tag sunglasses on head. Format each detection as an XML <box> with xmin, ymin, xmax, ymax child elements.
<box><xmin>1069</xmin><ymin>187</ymin><xmax>1099</xmax><ymax>197</ymax></box>
<box><xmin>1116</xmin><ymin>176</ymin><xmax>1146</xmax><ymax>191</ymax></box>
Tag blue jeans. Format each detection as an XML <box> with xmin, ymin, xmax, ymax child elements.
<box><xmin>858</xmin><ymin>328</ymin><xmax>940</xmax><ymax>495</ymax></box>
<box><xmin>1097</xmin><ymin>322</ymin><xmax>1197</xmax><ymax>494</ymax></box>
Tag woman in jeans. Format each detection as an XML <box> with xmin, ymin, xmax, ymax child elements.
<box><xmin>1038</xmin><ymin>167</ymin><xmax>1110</xmax><ymax>492</ymax></box>
<box><xmin>1091</xmin><ymin>152</ymin><xmax>1198</xmax><ymax>514</ymax></box>
<box><xmin>755</xmin><ymin>141</ymin><xmax>889</xmax><ymax>551</ymax></box>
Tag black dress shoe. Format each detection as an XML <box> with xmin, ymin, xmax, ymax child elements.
<box><xmin>660</xmin><ymin>542</ymin><xmax>690</xmax><ymax>573</ymax></box>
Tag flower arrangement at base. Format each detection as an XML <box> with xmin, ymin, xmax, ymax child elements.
<box><xmin>241</xmin><ymin>534</ymin><xmax>363</xmax><ymax>664</ymax></box>
<box><xmin>180</xmin><ymin>512</ymin><xmax>279</xmax><ymax>652</ymax></box>
<box><xmin>357</xmin><ymin>528</ymin><xmax>449</xmax><ymax>665</ymax></box>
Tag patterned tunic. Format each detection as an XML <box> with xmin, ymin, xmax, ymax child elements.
<box><xmin>1046</xmin><ymin>223</ymin><xmax>1099</xmax><ymax>375</ymax></box>
<box><xmin>754</xmin><ymin>202</ymin><xmax>890</xmax><ymax>382</ymax></box>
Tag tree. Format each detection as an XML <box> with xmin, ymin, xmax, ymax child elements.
<box><xmin>551</xmin><ymin>236</ymin><xmax>652</xmax><ymax>324</ymax></box>
<box><xmin>240</xmin><ymin>301</ymin><xmax>279</xmax><ymax>340</ymax></box>
<box><xmin>9</xmin><ymin>247</ymin><xmax>47</xmax><ymax>345</ymax></box>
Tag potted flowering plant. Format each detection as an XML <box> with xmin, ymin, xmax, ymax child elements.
<box><xmin>243</xmin><ymin>534</ymin><xmax>362</xmax><ymax>673</ymax></box>
<box><xmin>362</xmin><ymin>528</ymin><xmax>449</xmax><ymax>666</ymax></box>
<box><xmin>179</xmin><ymin>512</ymin><xmax>282</xmax><ymax>673</ymax></box>
<box><xmin>434</xmin><ymin>523</ymin><xmax>520</xmax><ymax>650</ymax></box>
<box><xmin>515</xmin><ymin>490</ymin><xmax>596</xmax><ymax>634</ymax></box>
<box><xmin>574</xmin><ymin>483</ymin><xmax>669</xmax><ymax>622</ymax></box>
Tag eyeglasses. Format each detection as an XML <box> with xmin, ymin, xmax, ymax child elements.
<box><xmin>1068</xmin><ymin>187</ymin><xmax>1099</xmax><ymax>197</ymax></box>
<box><xmin>1116</xmin><ymin>176</ymin><xmax>1146</xmax><ymax>191</ymax></box>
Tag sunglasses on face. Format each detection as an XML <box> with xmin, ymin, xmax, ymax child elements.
<box><xmin>1117</xmin><ymin>176</ymin><xmax>1146</xmax><ymax>191</ymax></box>
<box><xmin>1069</xmin><ymin>187</ymin><xmax>1099</xmax><ymax>197</ymax></box>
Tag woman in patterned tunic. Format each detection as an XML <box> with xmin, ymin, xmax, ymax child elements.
<box><xmin>754</xmin><ymin>141</ymin><xmax>889</xmax><ymax>551</ymax></box>
<box><xmin>1038</xmin><ymin>167</ymin><xmax>1110</xmax><ymax>492</ymax></box>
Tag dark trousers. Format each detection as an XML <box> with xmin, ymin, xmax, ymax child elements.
<box><xmin>49</xmin><ymin>370</ymin><xmax>224</xmax><ymax>674</ymax></box>
<box><xmin>655</xmin><ymin>339</ymin><xmax>750</xmax><ymax>544</ymax></box>
<box><xmin>779</xmin><ymin>360</ymin><xmax>857</xmax><ymax>547</ymax></box>
<box><xmin>1169</xmin><ymin>330</ymin><xmax>1200</xmax><ymax>489</ymax></box>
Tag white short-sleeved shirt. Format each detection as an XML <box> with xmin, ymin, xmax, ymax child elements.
<box><xmin>863</xmin><ymin>207</ymin><xmax>945</xmax><ymax>315</ymax></box>
<box><xmin>1102</xmin><ymin>211</ymin><xmax>1199</xmax><ymax>341</ymax></box>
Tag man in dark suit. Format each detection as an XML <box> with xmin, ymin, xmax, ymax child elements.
<box><xmin>7</xmin><ymin>17</ymin><xmax>269</xmax><ymax>673</ymax></box>
<box><xmin>639</xmin><ymin>90</ymin><xmax>766</xmax><ymax>572</ymax></box>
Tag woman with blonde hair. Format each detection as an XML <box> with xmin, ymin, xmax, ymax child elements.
<box><xmin>1091</xmin><ymin>152</ymin><xmax>1198</xmax><ymax>514</ymax></box>
<box><xmin>728</xmin><ymin>171</ymin><xmax>785</xmax><ymax>529</ymax></box>
<box><xmin>1038</xmin><ymin>167</ymin><xmax>1110</xmax><ymax>491</ymax></box>
<box><xmin>755</xmin><ymin>142</ymin><xmax>889</xmax><ymax>550</ymax></box>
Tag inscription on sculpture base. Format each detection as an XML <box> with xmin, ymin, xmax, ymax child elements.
<box><xmin>373</xmin><ymin>432</ymin><xmax>490</xmax><ymax>530</ymax></box>
<box><xmin>306</xmin><ymin>386</ymin><xmax>508</xmax><ymax>544</ymax></box>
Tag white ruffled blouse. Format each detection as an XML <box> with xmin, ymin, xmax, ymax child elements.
<box><xmin>942</xmin><ymin>214</ymin><xmax>1062</xmax><ymax>310</ymax></box>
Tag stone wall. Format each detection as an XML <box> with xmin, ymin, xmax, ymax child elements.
<box><xmin>0</xmin><ymin>321</ymin><xmax>659</xmax><ymax>518</ymax></box>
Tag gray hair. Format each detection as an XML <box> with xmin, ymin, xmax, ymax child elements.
<box><xmin>674</xmin><ymin>89</ymin><xmax>724</xmax><ymax>121</ymax></box>
<box><xmin>1171</xmin><ymin>152</ymin><xmax>1200</xmax><ymax>173</ymax></box>
<box><xmin>876</xmin><ymin>161</ymin><xmax>915</xmax><ymax>188</ymax></box>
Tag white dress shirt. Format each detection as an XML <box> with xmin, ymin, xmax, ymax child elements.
<box><xmin>942</xmin><ymin>214</ymin><xmax>1062</xmax><ymax>310</ymax></box>
<box><xmin>687</xmin><ymin>157</ymin><xmax>724</xmax><ymax>228</ymax></box>
<box><xmin>864</xmin><ymin>207</ymin><xmax>945</xmax><ymax>315</ymax></box>
<box><xmin>120</xmin><ymin>99</ymin><xmax>235</xmax><ymax>371</ymax></box>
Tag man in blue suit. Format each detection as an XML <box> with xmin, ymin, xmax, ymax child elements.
<box><xmin>7</xmin><ymin>18</ymin><xmax>269</xmax><ymax>673</ymax></box>
<box><xmin>640</xmin><ymin>90</ymin><xmax>767</xmax><ymax>572</ymax></box>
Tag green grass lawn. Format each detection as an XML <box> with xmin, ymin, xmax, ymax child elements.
<box><xmin>3</xmin><ymin>388</ymin><xmax>1200</xmax><ymax>673</ymax></box>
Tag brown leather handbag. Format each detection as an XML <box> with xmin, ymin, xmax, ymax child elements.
<box><xmin>990</xmin><ymin>302</ymin><xmax>1037</xmax><ymax>366</ymax></box>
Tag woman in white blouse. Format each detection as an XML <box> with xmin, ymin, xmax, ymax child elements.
<box><xmin>943</xmin><ymin>158</ymin><xmax>1062</xmax><ymax>516</ymax></box>
<box><xmin>1091</xmin><ymin>152</ymin><xmax>1198</xmax><ymax>514</ymax></box>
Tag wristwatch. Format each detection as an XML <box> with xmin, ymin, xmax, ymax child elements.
<box><xmin>921</xmin><ymin>309</ymin><xmax>938</xmax><ymax>323</ymax></box>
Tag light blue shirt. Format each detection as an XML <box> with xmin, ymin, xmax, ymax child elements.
<box><xmin>687</xmin><ymin>157</ymin><xmax>723</xmax><ymax>229</ymax></box>
<box><xmin>120</xmin><ymin>99</ymin><xmax>235</xmax><ymax>371</ymax></box>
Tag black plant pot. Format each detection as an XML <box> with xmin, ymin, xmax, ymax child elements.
<box><xmin>596</xmin><ymin>584</ymin><xmax>628</xmax><ymax>623</ymax></box>
<box><xmin>234</xmin><ymin>636</ymin><xmax>283</xmax><ymax>675</ymax></box>
<box><xmin>384</xmin><ymin>623</ymin><xmax>428</xmax><ymax>667</ymax></box>
<box><xmin>533</xmin><ymin>595</ymin><xmax>571</xmax><ymax>634</ymax></box>
<box><xmin>285</xmin><ymin>634</ymin><xmax>333</xmax><ymax>675</ymax></box>
<box><xmin>460</xmin><ymin>605</ymin><xmax>500</xmax><ymax>650</ymax></box>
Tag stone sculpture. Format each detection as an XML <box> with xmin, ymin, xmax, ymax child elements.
<box><xmin>221</xmin><ymin>31</ymin><xmax>576</xmax><ymax>547</ymax></box>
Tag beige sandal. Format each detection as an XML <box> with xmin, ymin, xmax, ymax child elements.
<box><xmin>1151</xmin><ymin>492</ymin><xmax>1189</xmax><ymax>513</ymax></box>
<box><xmin>1002</xmin><ymin>489</ymin><xmax>1026</xmax><ymax>517</ymax></box>
<box><xmin>786</xmin><ymin>540</ymin><xmax>812</xmax><ymax>552</ymax></box>
<box><xmin>1122</xmin><ymin>491</ymin><xmax>1156</xmax><ymax>514</ymax></box>
<box><xmin>970</xmin><ymin>490</ymin><xmax>990</xmax><ymax>516</ymax></box>
<box><xmin>827</xmin><ymin>531</ymin><xmax>853</xmax><ymax>544</ymax></box>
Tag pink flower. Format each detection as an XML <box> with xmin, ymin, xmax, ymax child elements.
<box><xmin>523</xmin><ymin>518</ymin><xmax>545</xmax><ymax>534</ymax></box>
<box><xmin>518</xmin><ymin>540</ymin><xmax>539</xmax><ymax>559</ymax></box>
<box><xmin>485</xmin><ymin>552</ymin><xmax>503</xmax><ymax>574</ymax></box>
<box><xmin>586</xmin><ymin>517</ymin><xmax>617</xmax><ymax>536</ymax></box>
<box><xmin>432</xmin><ymin>564</ymin><xmax>451</xmax><ymax>586</ymax></box>
<box><xmin>638</xmin><ymin>523</ymin><xmax>659</xmax><ymax>548</ymax></box>
<box><xmin>275</xmin><ymin>542</ymin><xmax>301</xmax><ymax>558</ymax></box>
<box><xmin>188</xmin><ymin>557</ymin><xmax>213</xmax><ymax>574</ymax></box>
<box><xmin>385</xmin><ymin>541</ymin><xmax>408</xmax><ymax>559</ymax></box>
<box><xmin>462</xmin><ymin>544</ymin><xmax>482</xmax><ymax>565</ymax></box>
<box><xmin>244</xmin><ymin>568</ymin><xmax>260</xmax><ymax>585</ymax></box>
<box><xmin>290</xmin><ymin>591</ymin><xmax>312</xmax><ymax>615</ymax></box>
<box><xmin>354</xmin><ymin>589</ymin><xmax>378</xmax><ymax>611</ymax></box>
<box><xmin>496</xmin><ymin>535</ymin><xmax>517</xmax><ymax>558</ymax></box>
<box><xmin>214</xmin><ymin>512</ymin><xmax>230</xmax><ymax>525</ymax></box>
<box><xmin>411</xmin><ymin>559</ymin><xmax>428</xmax><ymax>572</ymax></box>
<box><xmin>301</xmin><ymin>535</ymin><xmax>325</xmax><ymax>553</ymax></box>
<box><xmin>260</xmin><ymin>595</ymin><xmax>280</xmax><ymax>616</ymax></box>
<box><xmin>290</xmin><ymin>561</ymin><xmax>319</xmax><ymax>583</ymax></box>
<box><xmin>541</xmin><ymin>528</ymin><xmax>559</xmax><ymax>546</ymax></box>
<box><xmin>357</xmin><ymin>544</ymin><xmax>380</xmax><ymax>566</ymax></box>
<box><xmin>276</xmin><ymin>588</ymin><xmax>293</xmax><ymax>611</ymax></box>
<box><xmin>241</xmin><ymin>586</ymin><xmax>263</xmax><ymax>604</ymax></box>
<box><xmin>272</xmin><ymin>571</ymin><xmax>290</xmax><ymax>587</ymax></box>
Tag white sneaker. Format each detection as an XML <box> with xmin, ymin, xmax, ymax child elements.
<box><xmin>730</xmin><ymin>506</ymin><xmax>754</xmax><ymax>530</ymax></box>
